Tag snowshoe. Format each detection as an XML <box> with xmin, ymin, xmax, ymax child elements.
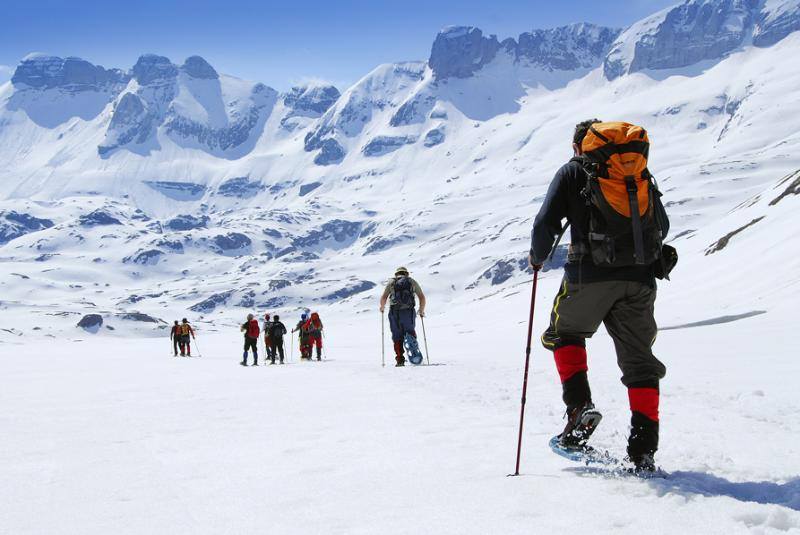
<box><xmin>403</xmin><ymin>333</ymin><xmax>424</xmax><ymax>365</ymax></box>
<box><xmin>558</xmin><ymin>402</ymin><xmax>602</xmax><ymax>449</ymax></box>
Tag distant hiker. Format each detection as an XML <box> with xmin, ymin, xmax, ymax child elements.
<box><xmin>263</xmin><ymin>313</ymin><xmax>274</xmax><ymax>362</ymax></box>
<box><xmin>292</xmin><ymin>313</ymin><xmax>311</xmax><ymax>360</ymax></box>
<box><xmin>178</xmin><ymin>318</ymin><xmax>196</xmax><ymax>357</ymax></box>
<box><xmin>170</xmin><ymin>320</ymin><xmax>180</xmax><ymax>356</ymax></box>
<box><xmin>269</xmin><ymin>314</ymin><xmax>288</xmax><ymax>364</ymax></box>
<box><xmin>529</xmin><ymin>120</ymin><xmax>673</xmax><ymax>472</ymax></box>
<box><xmin>379</xmin><ymin>267</ymin><xmax>426</xmax><ymax>367</ymax></box>
<box><xmin>306</xmin><ymin>312</ymin><xmax>324</xmax><ymax>361</ymax></box>
<box><xmin>241</xmin><ymin>313</ymin><xmax>260</xmax><ymax>366</ymax></box>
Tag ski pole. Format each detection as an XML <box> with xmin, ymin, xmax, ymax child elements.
<box><xmin>421</xmin><ymin>315</ymin><xmax>430</xmax><ymax>366</ymax></box>
<box><xmin>381</xmin><ymin>310</ymin><xmax>385</xmax><ymax>367</ymax></box>
<box><xmin>193</xmin><ymin>338</ymin><xmax>202</xmax><ymax>358</ymax></box>
<box><xmin>290</xmin><ymin>333</ymin><xmax>294</xmax><ymax>363</ymax></box>
<box><xmin>511</xmin><ymin>268</ymin><xmax>540</xmax><ymax>477</ymax></box>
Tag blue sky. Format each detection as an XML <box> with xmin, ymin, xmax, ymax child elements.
<box><xmin>0</xmin><ymin>0</ymin><xmax>678</xmax><ymax>90</ymax></box>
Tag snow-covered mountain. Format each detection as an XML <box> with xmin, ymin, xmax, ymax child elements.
<box><xmin>1</xmin><ymin>0</ymin><xmax>799</xmax><ymax>339</ymax></box>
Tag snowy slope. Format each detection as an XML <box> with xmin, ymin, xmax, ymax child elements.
<box><xmin>2</xmin><ymin>0</ymin><xmax>800</xmax><ymax>532</ymax></box>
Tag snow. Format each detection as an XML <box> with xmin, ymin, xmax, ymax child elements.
<box><xmin>1</xmin><ymin>2</ymin><xmax>800</xmax><ymax>531</ymax></box>
<box><xmin>1</xmin><ymin>298</ymin><xmax>799</xmax><ymax>534</ymax></box>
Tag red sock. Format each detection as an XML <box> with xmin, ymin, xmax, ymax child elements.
<box><xmin>628</xmin><ymin>388</ymin><xmax>659</xmax><ymax>421</ymax></box>
<box><xmin>553</xmin><ymin>345</ymin><xmax>587</xmax><ymax>383</ymax></box>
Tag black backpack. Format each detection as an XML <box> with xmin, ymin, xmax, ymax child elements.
<box><xmin>270</xmin><ymin>322</ymin><xmax>286</xmax><ymax>338</ymax></box>
<box><xmin>393</xmin><ymin>276</ymin><xmax>415</xmax><ymax>309</ymax></box>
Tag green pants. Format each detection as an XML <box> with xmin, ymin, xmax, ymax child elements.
<box><xmin>542</xmin><ymin>279</ymin><xmax>666</xmax><ymax>387</ymax></box>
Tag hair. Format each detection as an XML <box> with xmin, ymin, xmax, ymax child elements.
<box><xmin>273</xmin><ymin>315</ymin><xmax>280</xmax><ymax>321</ymax></box>
<box><xmin>573</xmin><ymin>119</ymin><xmax>602</xmax><ymax>146</ymax></box>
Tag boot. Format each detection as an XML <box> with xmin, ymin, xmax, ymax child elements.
<box><xmin>557</xmin><ymin>401</ymin><xmax>602</xmax><ymax>450</ymax></box>
<box><xmin>627</xmin><ymin>453</ymin><xmax>656</xmax><ymax>473</ymax></box>
<box><xmin>393</xmin><ymin>340</ymin><xmax>405</xmax><ymax>367</ymax></box>
<box><xmin>240</xmin><ymin>361</ymin><xmax>247</xmax><ymax>366</ymax></box>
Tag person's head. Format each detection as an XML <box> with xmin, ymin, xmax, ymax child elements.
<box><xmin>395</xmin><ymin>266</ymin><xmax>409</xmax><ymax>277</ymax></box>
<box><xmin>174</xmin><ymin>320</ymin><xmax>178</xmax><ymax>325</ymax></box>
<box><xmin>311</xmin><ymin>312</ymin><xmax>319</xmax><ymax>320</ymax></box>
<box><xmin>247</xmin><ymin>313</ymin><xmax>254</xmax><ymax>320</ymax></box>
<box><xmin>273</xmin><ymin>314</ymin><xmax>280</xmax><ymax>321</ymax></box>
<box><xmin>264</xmin><ymin>313</ymin><xmax>270</xmax><ymax>320</ymax></box>
<box><xmin>182</xmin><ymin>318</ymin><xmax>188</xmax><ymax>323</ymax></box>
<box><xmin>301</xmin><ymin>313</ymin><xmax>308</xmax><ymax>321</ymax></box>
<box><xmin>573</xmin><ymin>119</ymin><xmax>602</xmax><ymax>156</ymax></box>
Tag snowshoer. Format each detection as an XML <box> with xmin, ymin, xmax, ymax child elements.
<box><xmin>241</xmin><ymin>313</ymin><xmax>260</xmax><ymax>366</ymax></box>
<box><xmin>170</xmin><ymin>320</ymin><xmax>180</xmax><ymax>356</ymax></box>
<box><xmin>178</xmin><ymin>318</ymin><xmax>195</xmax><ymax>356</ymax></box>
<box><xmin>379</xmin><ymin>267</ymin><xmax>426</xmax><ymax>367</ymax></box>
<box><xmin>269</xmin><ymin>315</ymin><xmax>287</xmax><ymax>364</ymax></box>
<box><xmin>292</xmin><ymin>313</ymin><xmax>311</xmax><ymax>360</ymax></box>
<box><xmin>307</xmin><ymin>312</ymin><xmax>324</xmax><ymax>361</ymax></box>
<box><xmin>263</xmin><ymin>313</ymin><xmax>274</xmax><ymax>362</ymax></box>
<box><xmin>529</xmin><ymin>120</ymin><xmax>672</xmax><ymax>472</ymax></box>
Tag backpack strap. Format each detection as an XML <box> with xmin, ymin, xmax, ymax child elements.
<box><xmin>625</xmin><ymin>176</ymin><xmax>646</xmax><ymax>265</ymax></box>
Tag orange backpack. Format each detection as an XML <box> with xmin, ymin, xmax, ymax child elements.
<box><xmin>577</xmin><ymin>121</ymin><xmax>667</xmax><ymax>267</ymax></box>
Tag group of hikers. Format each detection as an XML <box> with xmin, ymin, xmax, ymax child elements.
<box><xmin>170</xmin><ymin>311</ymin><xmax>325</xmax><ymax>366</ymax></box>
<box><xmin>169</xmin><ymin>318</ymin><xmax>196</xmax><ymax>356</ymax></box>
<box><xmin>239</xmin><ymin>311</ymin><xmax>324</xmax><ymax>366</ymax></box>
<box><xmin>166</xmin><ymin>119</ymin><xmax>674</xmax><ymax>473</ymax></box>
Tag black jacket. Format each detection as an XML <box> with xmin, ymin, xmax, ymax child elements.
<box><xmin>530</xmin><ymin>159</ymin><xmax>666</xmax><ymax>285</ymax></box>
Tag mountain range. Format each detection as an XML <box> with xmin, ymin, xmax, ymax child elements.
<box><xmin>1</xmin><ymin>0</ymin><xmax>799</xmax><ymax>338</ymax></box>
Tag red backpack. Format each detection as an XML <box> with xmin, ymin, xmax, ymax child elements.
<box><xmin>247</xmin><ymin>319</ymin><xmax>260</xmax><ymax>338</ymax></box>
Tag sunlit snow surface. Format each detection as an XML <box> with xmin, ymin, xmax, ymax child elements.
<box><xmin>1</xmin><ymin>9</ymin><xmax>800</xmax><ymax>533</ymax></box>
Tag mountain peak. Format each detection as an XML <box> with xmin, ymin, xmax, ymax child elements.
<box><xmin>132</xmin><ymin>54</ymin><xmax>178</xmax><ymax>85</ymax></box>
<box><xmin>428</xmin><ymin>26</ymin><xmax>501</xmax><ymax>79</ymax></box>
<box><xmin>181</xmin><ymin>56</ymin><xmax>218</xmax><ymax>80</ymax></box>
<box><xmin>12</xmin><ymin>54</ymin><xmax>128</xmax><ymax>91</ymax></box>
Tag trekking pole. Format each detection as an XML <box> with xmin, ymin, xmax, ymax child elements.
<box><xmin>290</xmin><ymin>333</ymin><xmax>294</xmax><ymax>363</ymax></box>
<box><xmin>193</xmin><ymin>338</ymin><xmax>202</xmax><ymax>358</ymax></box>
<box><xmin>421</xmin><ymin>315</ymin><xmax>430</xmax><ymax>366</ymax></box>
<box><xmin>380</xmin><ymin>310</ymin><xmax>385</xmax><ymax>367</ymax></box>
<box><xmin>510</xmin><ymin>268</ymin><xmax>540</xmax><ymax>477</ymax></box>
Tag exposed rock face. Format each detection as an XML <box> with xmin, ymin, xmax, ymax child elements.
<box><xmin>217</xmin><ymin>177</ymin><xmax>265</xmax><ymax>198</ymax></box>
<box><xmin>284</xmin><ymin>85</ymin><xmax>340</xmax><ymax>116</ymax></box>
<box><xmin>11</xmin><ymin>55</ymin><xmax>128</xmax><ymax>91</ymax></box>
<box><xmin>181</xmin><ymin>56</ymin><xmax>218</xmax><ymax>79</ymax></box>
<box><xmin>313</xmin><ymin>139</ymin><xmax>345</xmax><ymax>166</ymax></box>
<box><xmin>362</xmin><ymin>135</ymin><xmax>417</xmax><ymax>157</ymax></box>
<box><xmin>602</xmin><ymin>0</ymin><xmax>798</xmax><ymax>79</ymax></box>
<box><xmin>98</xmin><ymin>93</ymin><xmax>153</xmax><ymax>155</ymax></box>
<box><xmin>754</xmin><ymin>0</ymin><xmax>800</xmax><ymax>46</ymax></box>
<box><xmin>423</xmin><ymin>128</ymin><xmax>445</xmax><ymax>147</ymax></box>
<box><xmin>516</xmin><ymin>23</ymin><xmax>621</xmax><ymax>70</ymax></box>
<box><xmin>428</xmin><ymin>26</ymin><xmax>502</xmax><ymax>79</ymax></box>
<box><xmin>78</xmin><ymin>210</ymin><xmax>122</xmax><ymax>227</ymax></box>
<box><xmin>132</xmin><ymin>54</ymin><xmax>178</xmax><ymax>85</ymax></box>
<box><xmin>77</xmin><ymin>314</ymin><xmax>103</xmax><ymax>333</ymax></box>
<box><xmin>165</xmin><ymin>214</ymin><xmax>209</xmax><ymax>231</ymax></box>
<box><xmin>0</xmin><ymin>211</ymin><xmax>54</xmax><ymax>245</ymax></box>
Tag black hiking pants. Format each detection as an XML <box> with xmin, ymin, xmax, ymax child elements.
<box><xmin>271</xmin><ymin>337</ymin><xmax>284</xmax><ymax>362</ymax></box>
<box><xmin>542</xmin><ymin>279</ymin><xmax>666</xmax><ymax>458</ymax></box>
<box><xmin>243</xmin><ymin>337</ymin><xmax>258</xmax><ymax>364</ymax></box>
<box><xmin>172</xmin><ymin>337</ymin><xmax>179</xmax><ymax>355</ymax></box>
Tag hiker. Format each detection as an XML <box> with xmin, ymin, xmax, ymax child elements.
<box><xmin>178</xmin><ymin>318</ymin><xmax>196</xmax><ymax>356</ymax></box>
<box><xmin>170</xmin><ymin>320</ymin><xmax>180</xmax><ymax>356</ymax></box>
<box><xmin>241</xmin><ymin>313</ymin><xmax>260</xmax><ymax>366</ymax></box>
<box><xmin>269</xmin><ymin>314</ymin><xmax>287</xmax><ymax>364</ymax></box>
<box><xmin>306</xmin><ymin>312</ymin><xmax>324</xmax><ymax>361</ymax></box>
<box><xmin>263</xmin><ymin>313</ymin><xmax>274</xmax><ymax>363</ymax></box>
<box><xmin>529</xmin><ymin>120</ymin><xmax>672</xmax><ymax>472</ymax></box>
<box><xmin>292</xmin><ymin>313</ymin><xmax>311</xmax><ymax>360</ymax></box>
<box><xmin>379</xmin><ymin>267</ymin><xmax>426</xmax><ymax>367</ymax></box>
